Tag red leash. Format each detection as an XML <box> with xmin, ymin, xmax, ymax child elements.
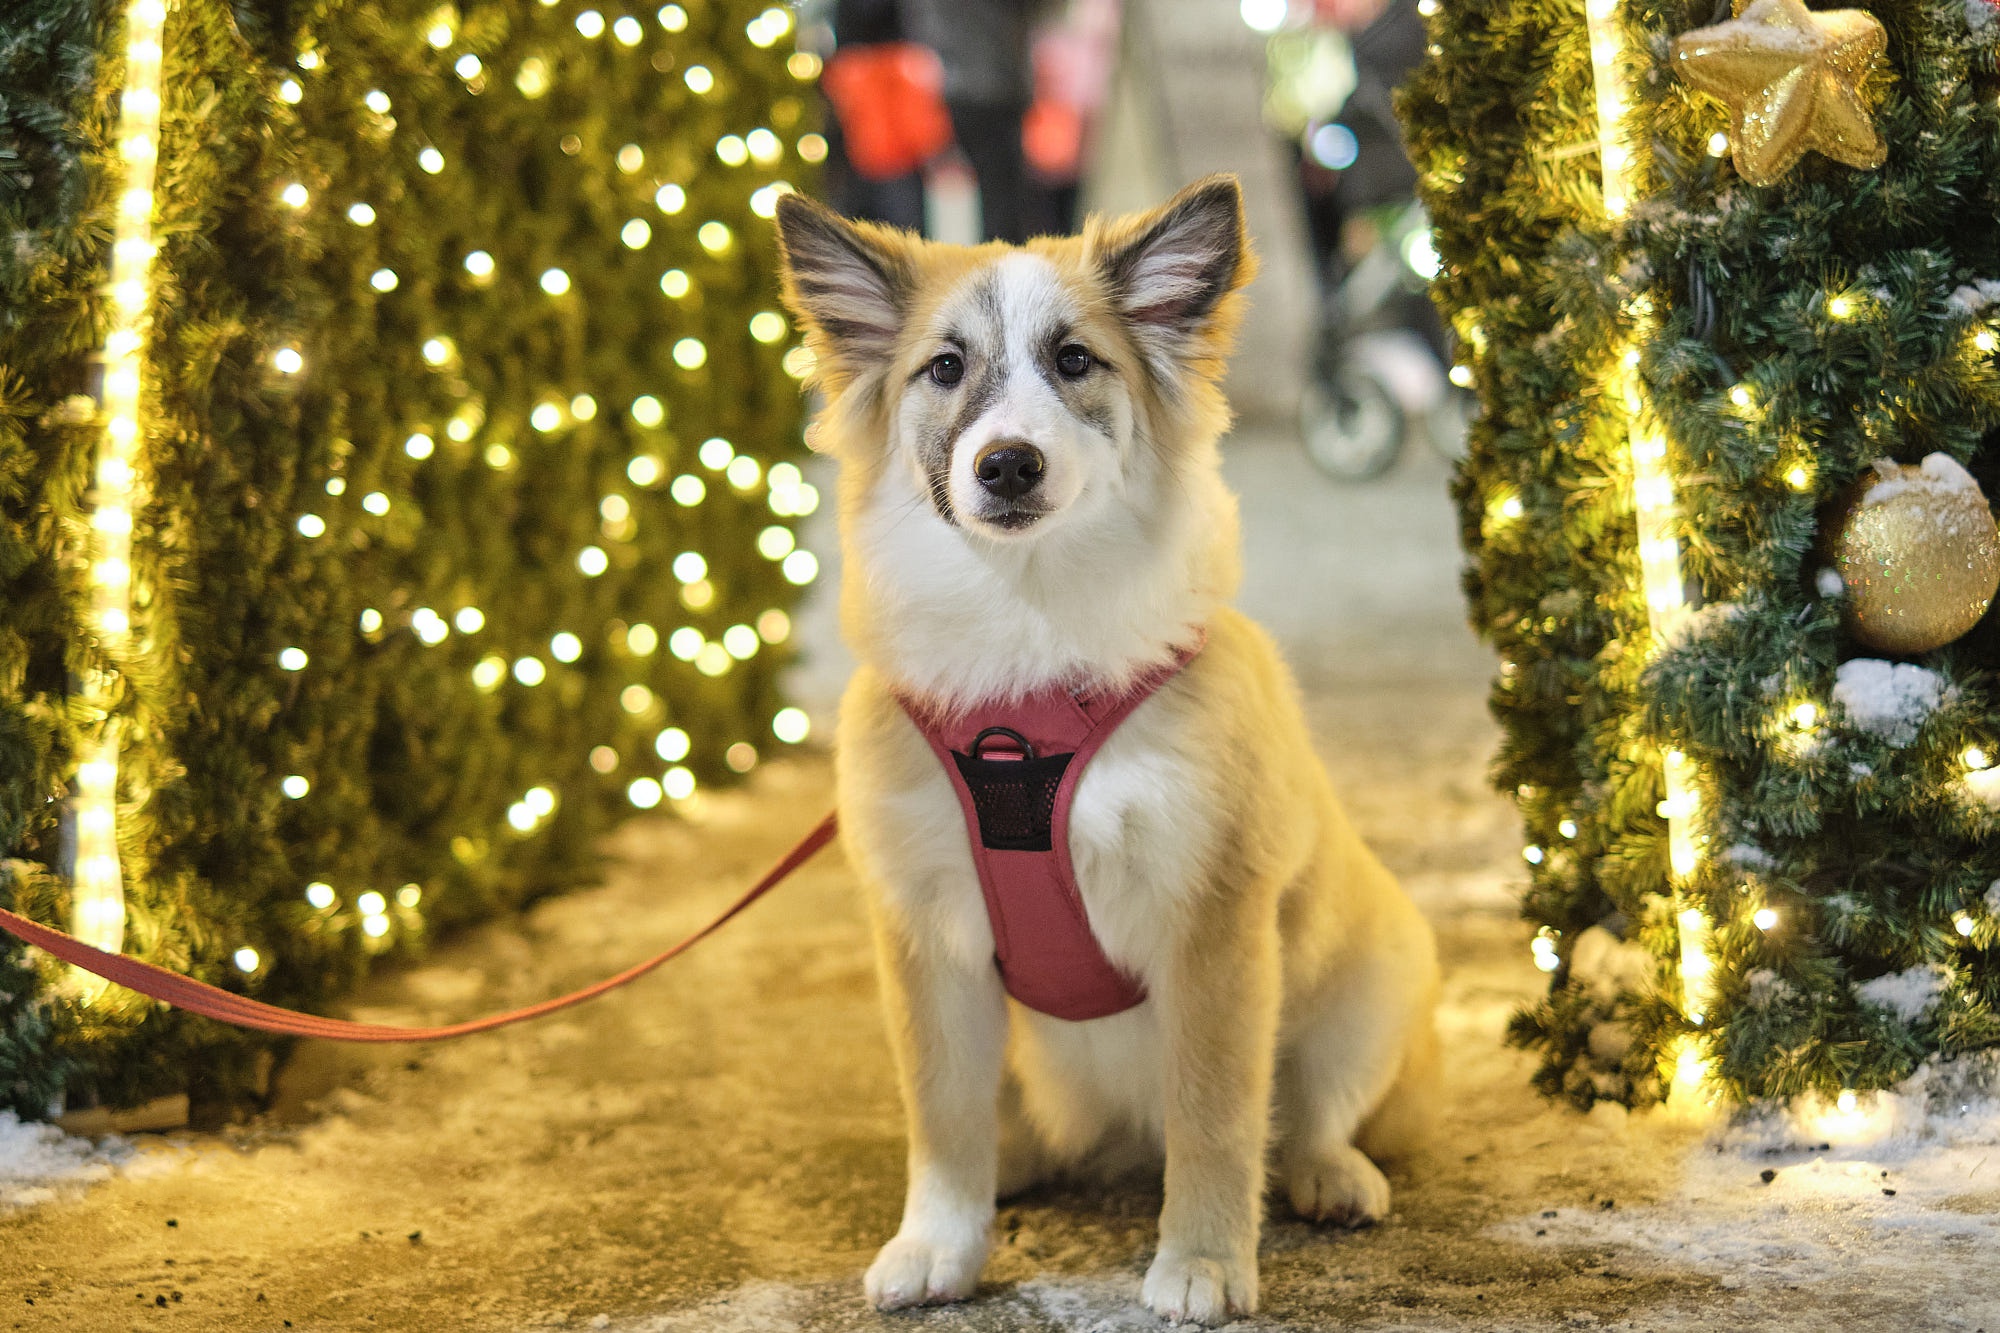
<box><xmin>0</xmin><ymin>811</ymin><xmax>838</xmax><ymax>1043</ymax></box>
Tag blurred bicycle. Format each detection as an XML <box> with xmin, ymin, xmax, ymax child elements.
<box><xmin>1251</xmin><ymin>0</ymin><xmax>1472</xmax><ymax>480</ymax></box>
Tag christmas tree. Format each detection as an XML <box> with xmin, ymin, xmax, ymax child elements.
<box><xmin>0</xmin><ymin>0</ymin><xmax>819</xmax><ymax>1120</ymax></box>
<box><xmin>1404</xmin><ymin>0</ymin><xmax>2000</xmax><ymax>1108</ymax></box>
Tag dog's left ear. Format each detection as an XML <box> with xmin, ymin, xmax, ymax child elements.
<box><xmin>1095</xmin><ymin>175</ymin><xmax>1253</xmax><ymax>358</ymax></box>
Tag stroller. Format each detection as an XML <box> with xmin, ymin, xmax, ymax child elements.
<box><xmin>1263</xmin><ymin>0</ymin><xmax>1471</xmax><ymax>480</ymax></box>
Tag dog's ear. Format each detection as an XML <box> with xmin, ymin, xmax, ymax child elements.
<box><xmin>1095</xmin><ymin>176</ymin><xmax>1252</xmax><ymax>355</ymax></box>
<box><xmin>775</xmin><ymin>194</ymin><xmax>914</xmax><ymax>386</ymax></box>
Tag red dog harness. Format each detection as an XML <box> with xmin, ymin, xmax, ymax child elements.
<box><xmin>900</xmin><ymin>642</ymin><xmax>1201</xmax><ymax>1021</ymax></box>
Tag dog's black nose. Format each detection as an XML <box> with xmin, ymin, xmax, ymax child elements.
<box><xmin>975</xmin><ymin>443</ymin><xmax>1045</xmax><ymax>500</ymax></box>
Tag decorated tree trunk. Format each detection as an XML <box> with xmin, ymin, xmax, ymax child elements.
<box><xmin>0</xmin><ymin>0</ymin><xmax>821</xmax><ymax>1118</ymax></box>
<box><xmin>1404</xmin><ymin>0</ymin><xmax>2000</xmax><ymax>1106</ymax></box>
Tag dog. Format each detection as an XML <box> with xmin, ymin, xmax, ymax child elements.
<box><xmin>774</xmin><ymin>175</ymin><xmax>1440</xmax><ymax>1327</ymax></box>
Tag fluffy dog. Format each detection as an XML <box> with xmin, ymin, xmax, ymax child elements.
<box><xmin>774</xmin><ymin>175</ymin><xmax>1439</xmax><ymax>1326</ymax></box>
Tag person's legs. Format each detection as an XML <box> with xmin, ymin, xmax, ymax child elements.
<box><xmin>947</xmin><ymin>98</ymin><xmax>1032</xmax><ymax>243</ymax></box>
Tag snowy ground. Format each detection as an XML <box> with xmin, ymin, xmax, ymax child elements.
<box><xmin>4</xmin><ymin>435</ymin><xmax>2000</xmax><ymax>1332</ymax></box>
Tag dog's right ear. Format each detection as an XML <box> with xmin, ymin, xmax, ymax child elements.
<box><xmin>775</xmin><ymin>194</ymin><xmax>914</xmax><ymax>385</ymax></box>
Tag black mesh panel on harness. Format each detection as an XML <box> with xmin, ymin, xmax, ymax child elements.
<box><xmin>949</xmin><ymin>728</ymin><xmax>1074</xmax><ymax>852</ymax></box>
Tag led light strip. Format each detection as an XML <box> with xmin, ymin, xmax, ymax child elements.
<box><xmin>1585</xmin><ymin>0</ymin><xmax>1710</xmax><ymax>1034</ymax></box>
<box><xmin>72</xmin><ymin>0</ymin><xmax>170</xmax><ymax>972</ymax></box>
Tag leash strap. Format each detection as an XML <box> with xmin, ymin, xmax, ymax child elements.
<box><xmin>0</xmin><ymin>811</ymin><xmax>838</xmax><ymax>1044</ymax></box>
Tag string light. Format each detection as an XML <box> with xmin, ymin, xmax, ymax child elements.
<box><xmin>797</xmin><ymin>134</ymin><xmax>828</xmax><ymax>164</ymax></box>
<box><xmin>70</xmin><ymin>0</ymin><xmax>176</xmax><ymax>974</ymax></box>
<box><xmin>663</xmin><ymin>767</ymin><xmax>697</xmax><ymax>800</ymax></box>
<box><xmin>757</xmin><ymin>609</ymin><xmax>790</xmax><ymax>643</ymax></box>
<box><xmin>698</xmin><ymin>221</ymin><xmax>733</xmax><ymax>253</ymax></box>
<box><xmin>622</xmin><ymin>219</ymin><xmax>652</xmax><ymax>249</ymax></box>
<box><xmin>306</xmin><ymin>882</ymin><xmax>336</xmax><ymax>909</ymax></box>
<box><xmin>577</xmin><ymin>546</ymin><xmax>610</xmax><ymax>576</ymax></box>
<box><xmin>590</xmin><ymin>746</ymin><xmax>620</xmax><ymax>774</ymax></box>
<box><xmin>621</xmin><ymin>685</ymin><xmax>654</xmax><ymax>713</ymax></box>
<box><xmin>780</xmin><ymin>550</ymin><xmax>819</xmax><ymax>585</ymax></box>
<box><xmin>655</xmin><ymin>184</ymin><xmax>687</xmax><ymax>214</ymax></box>
<box><xmin>513</xmin><ymin>656</ymin><xmax>547</xmax><ymax>685</ymax></box>
<box><xmin>655</xmin><ymin>727</ymin><xmax>691</xmax><ymax>761</ymax></box>
<box><xmin>1955</xmin><ymin>911</ymin><xmax>1976</xmax><ymax>937</ymax></box>
<box><xmin>670</xmin><ymin>474</ymin><xmax>705</xmax><ymax>504</ymax></box>
<box><xmin>684</xmin><ymin>65</ymin><xmax>714</xmax><ymax>94</ymax></box>
<box><xmin>628</xmin><ymin>454</ymin><xmax>665</xmax><ymax>486</ymax></box>
<box><xmin>716</xmin><ymin>135</ymin><xmax>749</xmax><ymax>166</ymax></box>
<box><xmin>281</xmin><ymin>182</ymin><xmax>309</xmax><ymax>208</ymax></box>
<box><xmin>297</xmin><ymin>513</ymin><xmax>326</xmax><ymax>538</ymax></box>
<box><xmin>282</xmin><ymin>775</ymin><xmax>311</xmax><ymax>798</ymax></box>
<box><xmin>746</xmin><ymin>129</ymin><xmax>782</xmax><ymax>165</ymax></box>
<box><xmin>628</xmin><ymin>777</ymin><xmax>664</xmax><ymax>808</ymax></box>
<box><xmin>668</xmin><ymin>628</ymin><xmax>703</xmax><ymax>660</ymax></box>
<box><xmin>722</xmin><ymin>624</ymin><xmax>759</xmax><ymax>659</ymax></box>
<box><xmin>1753</xmin><ymin>907</ymin><xmax>1779</xmax><ymax>930</ymax></box>
<box><xmin>658</xmin><ymin>4</ymin><xmax>688</xmax><ymax>31</ymax></box>
<box><xmin>626</xmin><ymin>623</ymin><xmax>659</xmax><ymax>654</ymax></box>
<box><xmin>726</xmin><ymin>742</ymin><xmax>758</xmax><ymax>772</ymax></box>
<box><xmin>348</xmin><ymin>202</ymin><xmax>377</xmax><ymax>225</ymax></box>
<box><xmin>673</xmin><ymin>338</ymin><xmax>707</xmax><ymax>369</ymax></box>
<box><xmin>1584</xmin><ymin>0</ymin><xmax>1711</xmax><ymax>1031</ymax></box>
<box><xmin>631</xmin><ymin>396</ymin><xmax>664</xmax><ymax>427</ymax></box>
<box><xmin>575</xmin><ymin>9</ymin><xmax>606</xmax><ymax>38</ymax></box>
<box><xmin>661</xmin><ymin>269</ymin><xmax>692</xmax><ymax>298</ymax></box>
<box><xmin>772</xmin><ymin>708</ymin><xmax>810</xmax><ymax>743</ymax></box>
<box><xmin>541</xmin><ymin>267</ymin><xmax>572</xmax><ymax>295</ymax></box>
<box><xmin>454</xmin><ymin>606</ymin><xmax>485</xmax><ymax>633</ymax></box>
<box><xmin>613</xmin><ymin>15</ymin><xmax>643</xmax><ymax>44</ymax></box>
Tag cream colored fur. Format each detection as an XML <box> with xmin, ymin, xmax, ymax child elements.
<box><xmin>776</xmin><ymin>177</ymin><xmax>1440</xmax><ymax>1327</ymax></box>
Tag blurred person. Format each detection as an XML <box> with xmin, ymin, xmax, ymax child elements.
<box><xmin>1023</xmin><ymin>0</ymin><xmax>1123</xmax><ymax>235</ymax></box>
<box><xmin>819</xmin><ymin>0</ymin><xmax>944</xmax><ymax>230</ymax></box>
<box><xmin>901</xmin><ymin>0</ymin><xmax>1043</xmax><ymax>243</ymax></box>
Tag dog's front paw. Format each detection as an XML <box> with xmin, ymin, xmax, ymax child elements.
<box><xmin>1141</xmin><ymin>1249</ymin><xmax>1256</xmax><ymax>1326</ymax></box>
<box><xmin>864</xmin><ymin>1231</ymin><xmax>988</xmax><ymax>1310</ymax></box>
<box><xmin>1286</xmin><ymin>1143</ymin><xmax>1390</xmax><ymax>1228</ymax></box>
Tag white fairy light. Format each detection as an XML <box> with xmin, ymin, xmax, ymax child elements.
<box><xmin>576</xmin><ymin>9</ymin><xmax>606</xmax><ymax>37</ymax></box>
<box><xmin>282</xmin><ymin>775</ymin><xmax>311</xmax><ymax>798</ymax></box>
<box><xmin>279</xmin><ymin>647</ymin><xmax>309</xmax><ymax>671</ymax></box>
<box><xmin>628</xmin><ymin>454</ymin><xmax>665</xmax><ymax>486</ymax></box>
<box><xmin>726</xmin><ymin>456</ymin><xmax>761</xmax><ymax>489</ymax></box>
<box><xmin>621</xmin><ymin>685</ymin><xmax>654</xmax><ymax>714</ymax></box>
<box><xmin>551</xmin><ymin>631</ymin><xmax>583</xmax><ymax>662</ymax></box>
<box><xmin>673</xmin><ymin>338</ymin><xmax>707</xmax><ymax>369</ymax></box>
<box><xmin>684</xmin><ymin>64</ymin><xmax>714</xmax><ymax>94</ymax></box>
<box><xmin>361</xmin><ymin>490</ymin><xmax>391</xmax><ymax>515</ymax></box>
<box><xmin>464</xmin><ymin>250</ymin><xmax>495</xmax><ymax>278</ymax></box>
<box><xmin>281</xmin><ymin>181</ymin><xmax>309</xmax><ymax>207</ymax></box>
<box><xmin>570</xmin><ymin>393</ymin><xmax>597</xmax><ymax>421</ymax></box>
<box><xmin>757</xmin><ymin>526</ymin><xmax>795</xmax><ymax>559</ymax></box>
<box><xmin>668</xmin><ymin>628</ymin><xmax>703</xmax><ymax>660</ymax></box>
<box><xmin>670</xmin><ymin>474</ymin><xmax>705</xmax><ymax>505</ymax></box>
<box><xmin>655</xmin><ymin>184</ymin><xmax>687</xmax><ymax>214</ymax></box>
<box><xmin>630</xmin><ymin>395</ymin><xmax>664</xmax><ymax>427</ymax></box>
<box><xmin>234</xmin><ymin>947</ymin><xmax>260</xmax><ymax>973</ymax></box>
<box><xmin>364</xmin><ymin>89</ymin><xmax>391</xmax><ymax>114</ymax></box>
<box><xmin>628</xmin><ymin>777</ymin><xmax>663</xmax><ymax>808</ymax></box>
<box><xmin>663</xmin><ymin>767</ymin><xmax>697</xmax><ymax>800</ymax></box>
<box><xmin>297</xmin><ymin>513</ymin><xmax>326</xmax><ymax>538</ymax></box>
<box><xmin>757</xmin><ymin>609</ymin><xmax>791</xmax><ymax>643</ymax></box>
<box><xmin>418</xmin><ymin>147</ymin><xmax>445</xmax><ymax>174</ymax></box>
<box><xmin>722</xmin><ymin>625</ymin><xmax>759</xmax><ymax>659</ymax></box>
<box><xmin>370</xmin><ymin>268</ymin><xmax>399</xmax><ymax>291</ymax></box>
<box><xmin>772</xmin><ymin>708</ymin><xmax>810</xmax><ymax>744</ymax></box>
<box><xmin>655</xmin><ymin>727</ymin><xmax>691</xmax><ymax>761</ymax></box>
<box><xmin>716</xmin><ymin>135</ymin><xmax>749</xmax><ymax>167</ymax></box>
<box><xmin>456</xmin><ymin>53</ymin><xmax>483</xmax><ymax>80</ymax></box>
<box><xmin>613</xmin><ymin>15</ymin><xmax>643</xmax><ymax>44</ymax></box>
<box><xmin>513</xmin><ymin>656</ymin><xmax>547</xmax><ymax>685</ymax></box>
<box><xmin>617</xmin><ymin>144</ymin><xmax>645</xmax><ymax>173</ymax></box>
<box><xmin>660</xmin><ymin>269</ymin><xmax>692</xmax><ymax>298</ymax></box>
<box><xmin>672</xmin><ymin>551</ymin><xmax>708</xmax><ymax>583</ymax></box>
<box><xmin>577</xmin><ymin>546</ymin><xmax>610</xmax><ymax>577</ymax></box>
<box><xmin>306</xmin><ymin>882</ymin><xmax>336</xmax><ymax>909</ymax></box>
<box><xmin>658</xmin><ymin>3</ymin><xmax>687</xmax><ymax>30</ymax></box>
<box><xmin>749</xmin><ymin>311</ymin><xmax>787</xmax><ymax>343</ymax></box>
<box><xmin>746</xmin><ymin>129</ymin><xmax>782</xmax><ymax>165</ymax></box>
<box><xmin>781</xmin><ymin>550</ymin><xmax>819</xmax><ymax>585</ymax></box>
<box><xmin>541</xmin><ymin>267</ymin><xmax>572</xmax><ymax>295</ymax></box>
<box><xmin>626</xmin><ymin>623</ymin><xmax>659</xmax><ymax>655</ymax></box>
<box><xmin>348</xmin><ymin>201</ymin><xmax>377</xmax><ymax>225</ymax></box>
<box><xmin>698</xmin><ymin>220</ymin><xmax>732</xmax><ymax>253</ymax></box>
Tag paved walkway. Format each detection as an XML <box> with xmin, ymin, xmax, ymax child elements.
<box><xmin>5</xmin><ymin>438</ymin><xmax>1995</xmax><ymax>1332</ymax></box>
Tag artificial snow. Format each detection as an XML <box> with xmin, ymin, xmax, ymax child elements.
<box><xmin>1814</xmin><ymin>566</ymin><xmax>1845</xmax><ymax>599</ymax></box>
<box><xmin>1856</xmin><ymin>451</ymin><xmax>1979</xmax><ymax>506</ymax></box>
<box><xmin>0</xmin><ymin>1112</ymin><xmax>129</xmax><ymax>1209</ymax></box>
<box><xmin>1855</xmin><ymin>963</ymin><xmax>1952</xmax><ymax>1022</ymax></box>
<box><xmin>1722</xmin><ymin>842</ymin><xmax>1776</xmax><ymax>872</ymax></box>
<box><xmin>1948</xmin><ymin>277</ymin><xmax>2000</xmax><ymax>313</ymax></box>
<box><xmin>1831</xmin><ymin>658</ymin><xmax>1946</xmax><ymax>746</ymax></box>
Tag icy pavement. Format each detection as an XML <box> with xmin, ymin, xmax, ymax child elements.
<box><xmin>3</xmin><ymin>436</ymin><xmax>1999</xmax><ymax>1331</ymax></box>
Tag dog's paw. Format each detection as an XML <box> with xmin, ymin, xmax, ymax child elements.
<box><xmin>1286</xmin><ymin>1143</ymin><xmax>1391</xmax><ymax>1228</ymax></box>
<box><xmin>864</xmin><ymin>1231</ymin><xmax>987</xmax><ymax>1310</ymax></box>
<box><xmin>1141</xmin><ymin>1249</ymin><xmax>1256</xmax><ymax>1326</ymax></box>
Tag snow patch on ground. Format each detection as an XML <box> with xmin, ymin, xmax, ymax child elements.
<box><xmin>1831</xmin><ymin>659</ymin><xmax>1945</xmax><ymax>746</ymax></box>
<box><xmin>1494</xmin><ymin>1056</ymin><xmax>2000</xmax><ymax>1291</ymax></box>
<box><xmin>0</xmin><ymin>1112</ymin><xmax>131</xmax><ymax>1209</ymax></box>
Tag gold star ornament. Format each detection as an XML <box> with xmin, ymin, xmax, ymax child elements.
<box><xmin>1672</xmin><ymin>0</ymin><xmax>1889</xmax><ymax>187</ymax></box>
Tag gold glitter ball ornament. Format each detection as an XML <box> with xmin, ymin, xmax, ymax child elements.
<box><xmin>1672</xmin><ymin>0</ymin><xmax>1888</xmax><ymax>188</ymax></box>
<box><xmin>1827</xmin><ymin>455</ymin><xmax>2000</xmax><ymax>654</ymax></box>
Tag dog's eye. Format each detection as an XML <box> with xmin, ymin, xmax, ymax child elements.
<box><xmin>1055</xmin><ymin>344</ymin><xmax>1092</xmax><ymax>378</ymax></box>
<box><xmin>928</xmin><ymin>353</ymin><xmax>964</xmax><ymax>387</ymax></box>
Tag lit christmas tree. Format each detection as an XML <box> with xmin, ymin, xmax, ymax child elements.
<box><xmin>1404</xmin><ymin>0</ymin><xmax>2000</xmax><ymax>1108</ymax></box>
<box><xmin>0</xmin><ymin>0</ymin><xmax>820</xmax><ymax>1120</ymax></box>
